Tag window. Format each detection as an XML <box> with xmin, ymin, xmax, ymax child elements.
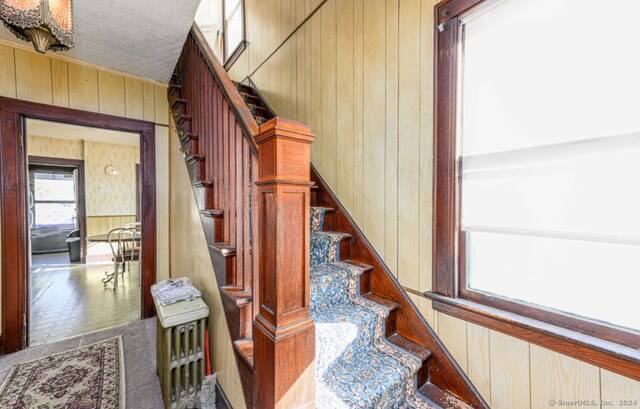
<box><xmin>32</xmin><ymin>170</ymin><xmax>77</xmax><ymax>230</ymax></box>
<box><xmin>433</xmin><ymin>0</ymin><xmax>640</xmax><ymax>351</ymax></box>
<box><xmin>223</xmin><ymin>0</ymin><xmax>244</xmax><ymax>63</ymax></box>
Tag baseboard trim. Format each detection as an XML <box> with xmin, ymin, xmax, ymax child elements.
<box><xmin>215</xmin><ymin>381</ymin><xmax>233</xmax><ymax>409</ymax></box>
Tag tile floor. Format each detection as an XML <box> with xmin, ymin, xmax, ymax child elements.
<box><xmin>29</xmin><ymin>253</ymin><xmax>141</xmax><ymax>346</ymax></box>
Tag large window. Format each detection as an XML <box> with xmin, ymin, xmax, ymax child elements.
<box><xmin>432</xmin><ymin>0</ymin><xmax>640</xmax><ymax>371</ymax></box>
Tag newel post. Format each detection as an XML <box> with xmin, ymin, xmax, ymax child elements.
<box><xmin>253</xmin><ymin>118</ymin><xmax>316</xmax><ymax>409</ymax></box>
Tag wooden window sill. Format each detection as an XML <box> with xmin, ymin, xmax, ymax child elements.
<box><xmin>423</xmin><ymin>292</ymin><xmax>640</xmax><ymax>382</ymax></box>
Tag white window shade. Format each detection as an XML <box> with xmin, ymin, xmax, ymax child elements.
<box><xmin>459</xmin><ymin>0</ymin><xmax>640</xmax><ymax>330</ymax></box>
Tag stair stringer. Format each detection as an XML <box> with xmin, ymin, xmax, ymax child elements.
<box><xmin>311</xmin><ymin>164</ymin><xmax>490</xmax><ymax>409</ymax></box>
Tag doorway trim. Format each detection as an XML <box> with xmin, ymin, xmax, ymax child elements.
<box><xmin>28</xmin><ymin>156</ymin><xmax>87</xmax><ymax>263</ymax></box>
<box><xmin>0</xmin><ymin>96</ymin><xmax>157</xmax><ymax>354</ymax></box>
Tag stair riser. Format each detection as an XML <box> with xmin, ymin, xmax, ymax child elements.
<box><xmin>179</xmin><ymin>134</ymin><xmax>199</xmax><ymax>156</ymax></box>
<box><xmin>210</xmin><ymin>247</ymin><xmax>237</xmax><ymax>288</ymax></box>
<box><xmin>201</xmin><ymin>215</ymin><xmax>224</xmax><ymax>244</ymax></box>
<box><xmin>385</xmin><ymin>310</ymin><xmax>398</xmax><ymax>338</ymax></box>
<box><xmin>220</xmin><ymin>295</ymin><xmax>253</xmax><ymax>340</ymax></box>
<box><xmin>360</xmin><ymin>270</ymin><xmax>371</xmax><ymax>295</ymax></box>
<box><xmin>186</xmin><ymin>158</ymin><xmax>206</xmax><ymax>181</ymax></box>
<box><xmin>339</xmin><ymin>239</ymin><xmax>350</xmax><ymax>261</ymax></box>
<box><xmin>417</xmin><ymin>364</ymin><xmax>429</xmax><ymax>390</ymax></box>
<box><xmin>193</xmin><ymin>185</ymin><xmax>214</xmax><ymax>210</ymax></box>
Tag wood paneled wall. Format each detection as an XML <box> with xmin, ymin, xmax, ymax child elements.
<box><xmin>0</xmin><ymin>41</ymin><xmax>172</xmax><ymax>324</ymax></box>
<box><xmin>86</xmin><ymin>215</ymin><xmax>137</xmax><ymax>236</ymax></box>
<box><xmin>408</xmin><ymin>293</ymin><xmax>640</xmax><ymax>408</ymax></box>
<box><xmin>226</xmin><ymin>0</ymin><xmax>640</xmax><ymax>406</ymax></box>
<box><xmin>168</xmin><ymin>127</ymin><xmax>247</xmax><ymax>409</ymax></box>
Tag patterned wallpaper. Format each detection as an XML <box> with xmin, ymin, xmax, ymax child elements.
<box><xmin>27</xmin><ymin>135</ymin><xmax>84</xmax><ymax>160</ymax></box>
<box><xmin>84</xmin><ymin>141</ymin><xmax>140</xmax><ymax>216</ymax></box>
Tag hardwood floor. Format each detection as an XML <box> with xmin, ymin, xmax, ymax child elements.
<box><xmin>29</xmin><ymin>254</ymin><xmax>140</xmax><ymax>346</ymax></box>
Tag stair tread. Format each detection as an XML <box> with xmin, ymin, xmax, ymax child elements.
<box><xmin>418</xmin><ymin>383</ymin><xmax>473</xmax><ymax>409</ymax></box>
<box><xmin>344</xmin><ymin>260</ymin><xmax>373</xmax><ymax>273</ymax></box>
<box><xmin>221</xmin><ymin>286</ymin><xmax>252</xmax><ymax>306</ymax></box>
<box><xmin>185</xmin><ymin>153</ymin><xmax>205</xmax><ymax>162</ymax></box>
<box><xmin>312</xmin><ymin>206</ymin><xmax>334</xmax><ymax>214</ymax></box>
<box><xmin>192</xmin><ymin>179</ymin><xmax>213</xmax><ymax>187</ymax></box>
<box><xmin>362</xmin><ymin>293</ymin><xmax>400</xmax><ymax>312</ymax></box>
<box><xmin>313</xmin><ymin>231</ymin><xmax>352</xmax><ymax>241</ymax></box>
<box><xmin>233</xmin><ymin>338</ymin><xmax>254</xmax><ymax>367</ymax></box>
<box><xmin>387</xmin><ymin>333</ymin><xmax>432</xmax><ymax>363</ymax></box>
<box><xmin>200</xmin><ymin>208</ymin><xmax>223</xmax><ymax>217</ymax></box>
<box><xmin>209</xmin><ymin>243</ymin><xmax>236</xmax><ymax>257</ymax></box>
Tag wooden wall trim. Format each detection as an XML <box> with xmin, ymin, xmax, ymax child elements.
<box><xmin>425</xmin><ymin>292</ymin><xmax>640</xmax><ymax>383</ymax></box>
<box><xmin>0</xmin><ymin>96</ymin><xmax>157</xmax><ymax>353</ymax></box>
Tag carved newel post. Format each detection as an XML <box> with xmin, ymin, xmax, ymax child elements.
<box><xmin>253</xmin><ymin>118</ymin><xmax>316</xmax><ymax>409</ymax></box>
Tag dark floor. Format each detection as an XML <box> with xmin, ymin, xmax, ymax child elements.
<box><xmin>30</xmin><ymin>253</ymin><xmax>141</xmax><ymax>346</ymax></box>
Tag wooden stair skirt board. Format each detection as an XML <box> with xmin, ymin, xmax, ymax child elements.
<box><xmin>170</xmin><ymin>24</ymin><xmax>487</xmax><ymax>409</ymax></box>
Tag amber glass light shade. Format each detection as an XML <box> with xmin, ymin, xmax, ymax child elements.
<box><xmin>0</xmin><ymin>0</ymin><xmax>74</xmax><ymax>53</ymax></box>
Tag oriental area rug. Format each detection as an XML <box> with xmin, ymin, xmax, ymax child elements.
<box><xmin>0</xmin><ymin>336</ymin><xmax>125</xmax><ymax>408</ymax></box>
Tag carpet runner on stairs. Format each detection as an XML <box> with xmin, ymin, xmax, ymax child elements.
<box><xmin>310</xmin><ymin>207</ymin><xmax>434</xmax><ymax>409</ymax></box>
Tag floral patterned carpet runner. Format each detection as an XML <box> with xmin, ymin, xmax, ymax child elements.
<box><xmin>0</xmin><ymin>337</ymin><xmax>125</xmax><ymax>408</ymax></box>
<box><xmin>311</xmin><ymin>208</ymin><xmax>434</xmax><ymax>408</ymax></box>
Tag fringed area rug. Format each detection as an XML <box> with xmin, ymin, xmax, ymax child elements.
<box><xmin>310</xmin><ymin>208</ymin><xmax>435</xmax><ymax>409</ymax></box>
<box><xmin>0</xmin><ymin>336</ymin><xmax>125</xmax><ymax>409</ymax></box>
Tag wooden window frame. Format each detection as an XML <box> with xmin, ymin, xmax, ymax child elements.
<box><xmin>222</xmin><ymin>0</ymin><xmax>246</xmax><ymax>70</ymax></box>
<box><xmin>429</xmin><ymin>0</ymin><xmax>640</xmax><ymax>382</ymax></box>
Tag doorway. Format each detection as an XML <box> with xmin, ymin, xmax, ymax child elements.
<box><xmin>25</xmin><ymin>119</ymin><xmax>144</xmax><ymax>346</ymax></box>
<box><xmin>0</xmin><ymin>97</ymin><xmax>157</xmax><ymax>354</ymax></box>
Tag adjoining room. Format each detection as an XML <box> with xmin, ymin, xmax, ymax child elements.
<box><xmin>26</xmin><ymin>118</ymin><xmax>143</xmax><ymax>346</ymax></box>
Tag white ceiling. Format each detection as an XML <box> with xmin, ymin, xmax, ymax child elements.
<box><xmin>27</xmin><ymin>119</ymin><xmax>140</xmax><ymax>147</ymax></box>
<box><xmin>0</xmin><ymin>0</ymin><xmax>202</xmax><ymax>83</ymax></box>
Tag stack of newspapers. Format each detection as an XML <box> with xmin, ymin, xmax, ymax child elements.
<box><xmin>151</xmin><ymin>277</ymin><xmax>202</xmax><ymax>306</ymax></box>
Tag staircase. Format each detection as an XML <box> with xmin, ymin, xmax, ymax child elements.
<box><xmin>170</xmin><ymin>25</ymin><xmax>488</xmax><ymax>409</ymax></box>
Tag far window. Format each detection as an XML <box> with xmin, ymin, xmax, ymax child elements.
<box><xmin>433</xmin><ymin>0</ymin><xmax>640</xmax><ymax>343</ymax></box>
<box><xmin>32</xmin><ymin>171</ymin><xmax>77</xmax><ymax>230</ymax></box>
<box><xmin>224</xmin><ymin>0</ymin><xmax>244</xmax><ymax>61</ymax></box>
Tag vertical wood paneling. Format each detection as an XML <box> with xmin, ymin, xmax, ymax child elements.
<box><xmin>309</xmin><ymin>11</ymin><xmax>323</xmax><ymax>165</ymax></box>
<box><xmin>530</xmin><ymin>345</ymin><xmax>600</xmax><ymax>409</ymax></box>
<box><xmin>0</xmin><ymin>45</ymin><xmax>16</xmax><ymax>98</ymax></box>
<box><xmin>51</xmin><ymin>59</ymin><xmax>69</xmax><ymax>107</ymax></box>
<box><xmin>320</xmin><ymin>0</ymin><xmax>337</xmax><ymax>188</ymax></box>
<box><xmin>336</xmin><ymin>0</ymin><xmax>354</xmax><ymax>212</ymax></box>
<box><xmin>362</xmin><ymin>0</ymin><xmax>386</xmax><ymax>252</ymax></box>
<box><xmin>437</xmin><ymin>312</ymin><xmax>468</xmax><ymax>371</ymax></box>
<box><xmin>466</xmin><ymin>322</ymin><xmax>491</xmax><ymax>403</ymax></box>
<box><xmin>418</xmin><ymin>0</ymin><xmax>437</xmax><ymax>293</ymax></box>
<box><xmin>15</xmin><ymin>49</ymin><xmax>52</xmax><ymax>104</ymax></box>
<box><xmin>68</xmin><ymin>63</ymin><xmax>99</xmax><ymax>112</ymax></box>
<box><xmin>384</xmin><ymin>0</ymin><xmax>399</xmax><ymax>275</ymax></box>
<box><xmin>352</xmin><ymin>0</ymin><xmax>365</xmax><ymax>225</ymax></box>
<box><xmin>601</xmin><ymin>369</ymin><xmax>640</xmax><ymax>405</ymax></box>
<box><xmin>143</xmin><ymin>82</ymin><xmax>156</xmax><ymax>122</ymax></box>
<box><xmin>490</xmin><ymin>330</ymin><xmax>531</xmax><ymax>409</ymax></box>
<box><xmin>154</xmin><ymin>85</ymin><xmax>169</xmax><ymax>125</ymax></box>
<box><xmin>98</xmin><ymin>71</ymin><xmax>126</xmax><ymax>116</ymax></box>
<box><xmin>397</xmin><ymin>0</ymin><xmax>421</xmax><ymax>288</ymax></box>
<box><xmin>125</xmin><ymin>78</ymin><xmax>144</xmax><ymax>120</ymax></box>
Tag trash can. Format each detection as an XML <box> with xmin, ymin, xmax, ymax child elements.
<box><xmin>66</xmin><ymin>230</ymin><xmax>81</xmax><ymax>263</ymax></box>
<box><xmin>153</xmin><ymin>279</ymin><xmax>209</xmax><ymax>409</ymax></box>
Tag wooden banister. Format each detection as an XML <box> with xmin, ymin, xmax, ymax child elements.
<box><xmin>253</xmin><ymin>118</ymin><xmax>316</xmax><ymax>409</ymax></box>
<box><xmin>190</xmin><ymin>24</ymin><xmax>259</xmax><ymax>153</ymax></box>
<box><xmin>172</xmin><ymin>28</ymin><xmax>317</xmax><ymax>408</ymax></box>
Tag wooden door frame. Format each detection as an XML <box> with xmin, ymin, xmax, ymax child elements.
<box><xmin>28</xmin><ymin>156</ymin><xmax>87</xmax><ymax>263</ymax></box>
<box><xmin>0</xmin><ymin>96</ymin><xmax>157</xmax><ymax>354</ymax></box>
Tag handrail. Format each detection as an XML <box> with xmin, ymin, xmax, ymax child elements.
<box><xmin>190</xmin><ymin>24</ymin><xmax>260</xmax><ymax>154</ymax></box>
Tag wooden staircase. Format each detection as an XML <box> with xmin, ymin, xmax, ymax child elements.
<box><xmin>170</xmin><ymin>24</ymin><xmax>488</xmax><ymax>409</ymax></box>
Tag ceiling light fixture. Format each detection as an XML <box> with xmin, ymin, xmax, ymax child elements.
<box><xmin>0</xmin><ymin>0</ymin><xmax>74</xmax><ymax>54</ymax></box>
